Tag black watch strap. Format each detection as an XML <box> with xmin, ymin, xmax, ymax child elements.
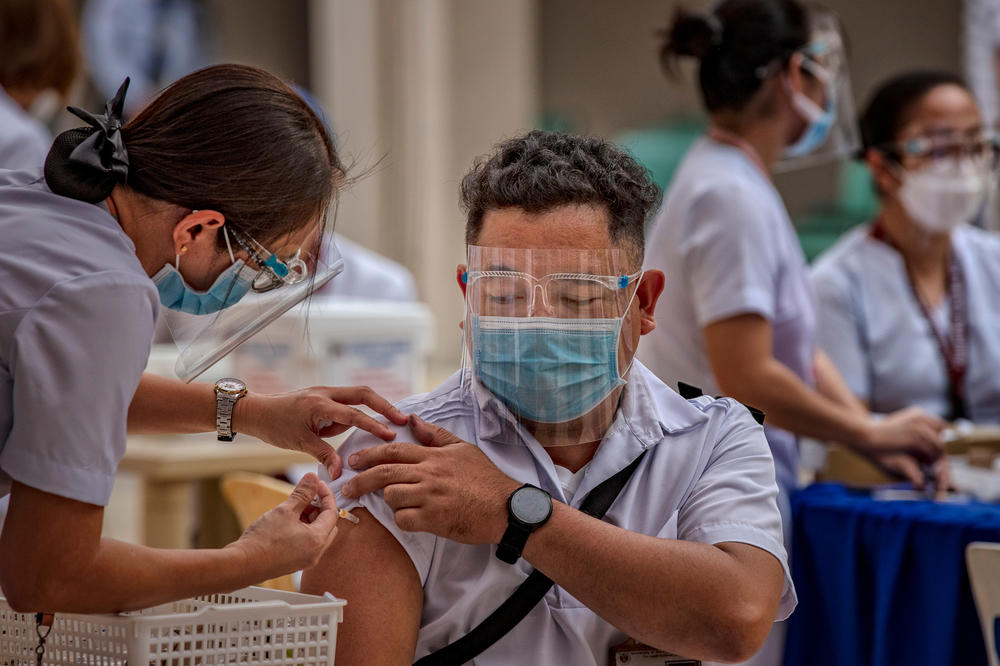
<box><xmin>496</xmin><ymin>523</ymin><xmax>532</xmax><ymax>564</ymax></box>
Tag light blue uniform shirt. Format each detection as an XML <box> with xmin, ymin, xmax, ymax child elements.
<box><xmin>0</xmin><ymin>169</ymin><xmax>159</xmax><ymax>505</ymax></box>
<box><xmin>328</xmin><ymin>362</ymin><xmax>795</xmax><ymax>665</ymax></box>
<box><xmin>637</xmin><ymin>137</ymin><xmax>817</xmax><ymax>493</ymax></box>
<box><xmin>811</xmin><ymin>224</ymin><xmax>1000</xmax><ymax>422</ymax></box>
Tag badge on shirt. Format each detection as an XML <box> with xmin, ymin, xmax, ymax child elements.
<box><xmin>609</xmin><ymin>638</ymin><xmax>701</xmax><ymax>665</ymax></box>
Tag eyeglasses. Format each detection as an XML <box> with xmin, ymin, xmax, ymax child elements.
<box><xmin>881</xmin><ymin>128</ymin><xmax>1000</xmax><ymax>168</ymax></box>
<box><xmin>227</xmin><ymin>229</ymin><xmax>309</xmax><ymax>293</ymax></box>
<box><xmin>464</xmin><ymin>269</ymin><xmax>641</xmax><ymax>318</ymax></box>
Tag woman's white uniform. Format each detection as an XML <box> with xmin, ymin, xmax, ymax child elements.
<box><xmin>811</xmin><ymin>224</ymin><xmax>1000</xmax><ymax>422</ymax></box>
<box><xmin>637</xmin><ymin>137</ymin><xmax>817</xmax><ymax>495</ymax></box>
<box><xmin>0</xmin><ymin>168</ymin><xmax>159</xmax><ymax>506</ymax></box>
<box><xmin>0</xmin><ymin>87</ymin><xmax>51</xmax><ymax>170</ymax></box>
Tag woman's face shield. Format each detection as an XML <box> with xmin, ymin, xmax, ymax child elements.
<box><xmin>774</xmin><ymin>12</ymin><xmax>861</xmax><ymax>172</ymax></box>
<box><xmin>461</xmin><ymin>245</ymin><xmax>643</xmax><ymax>447</ymax></box>
<box><xmin>163</xmin><ymin>228</ymin><xmax>344</xmax><ymax>382</ymax></box>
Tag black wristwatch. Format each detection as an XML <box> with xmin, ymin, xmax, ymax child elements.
<box><xmin>496</xmin><ymin>484</ymin><xmax>553</xmax><ymax>564</ymax></box>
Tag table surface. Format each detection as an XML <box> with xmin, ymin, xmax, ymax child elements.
<box><xmin>119</xmin><ymin>433</ymin><xmax>340</xmax><ymax>480</ymax></box>
<box><xmin>785</xmin><ymin>482</ymin><xmax>1000</xmax><ymax>666</ymax></box>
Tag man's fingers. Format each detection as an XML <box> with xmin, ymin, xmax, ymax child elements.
<box><xmin>383</xmin><ymin>483</ymin><xmax>425</xmax><ymax>510</ymax></box>
<box><xmin>325</xmin><ymin>386</ymin><xmax>409</xmax><ymax>426</ymax></box>
<box><xmin>341</xmin><ymin>463</ymin><xmax>423</xmax><ymax>498</ymax></box>
<box><xmin>347</xmin><ymin>442</ymin><xmax>428</xmax><ymax>471</ymax></box>
<box><xmin>409</xmin><ymin>414</ymin><xmax>460</xmax><ymax>447</ymax></box>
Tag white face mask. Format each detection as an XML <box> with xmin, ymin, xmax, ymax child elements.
<box><xmin>898</xmin><ymin>158</ymin><xmax>991</xmax><ymax>234</ymax></box>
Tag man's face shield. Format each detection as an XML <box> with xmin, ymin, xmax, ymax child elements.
<box><xmin>774</xmin><ymin>12</ymin><xmax>861</xmax><ymax>172</ymax></box>
<box><xmin>461</xmin><ymin>245</ymin><xmax>643</xmax><ymax>446</ymax></box>
<box><xmin>163</xmin><ymin>229</ymin><xmax>344</xmax><ymax>382</ymax></box>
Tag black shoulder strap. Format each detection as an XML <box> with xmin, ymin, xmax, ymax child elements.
<box><xmin>678</xmin><ymin>381</ymin><xmax>766</xmax><ymax>426</ymax></box>
<box><xmin>414</xmin><ymin>450</ymin><xmax>648</xmax><ymax>666</ymax></box>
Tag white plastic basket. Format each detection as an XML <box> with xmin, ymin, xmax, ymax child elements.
<box><xmin>0</xmin><ymin>586</ymin><xmax>345</xmax><ymax>665</ymax></box>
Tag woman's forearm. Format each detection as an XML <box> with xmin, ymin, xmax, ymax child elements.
<box><xmin>720</xmin><ymin>356</ymin><xmax>872</xmax><ymax>448</ymax></box>
<box><xmin>127</xmin><ymin>372</ymin><xmax>216</xmax><ymax>434</ymax></box>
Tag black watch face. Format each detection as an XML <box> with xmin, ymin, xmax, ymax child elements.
<box><xmin>511</xmin><ymin>486</ymin><xmax>551</xmax><ymax>525</ymax></box>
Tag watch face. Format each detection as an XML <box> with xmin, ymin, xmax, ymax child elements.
<box><xmin>510</xmin><ymin>486</ymin><xmax>551</xmax><ymax>525</ymax></box>
<box><xmin>217</xmin><ymin>378</ymin><xmax>246</xmax><ymax>395</ymax></box>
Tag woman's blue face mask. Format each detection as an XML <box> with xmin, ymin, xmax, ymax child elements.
<box><xmin>152</xmin><ymin>227</ymin><xmax>254</xmax><ymax>315</ymax></box>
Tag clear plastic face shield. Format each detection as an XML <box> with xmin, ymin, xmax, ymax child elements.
<box><xmin>773</xmin><ymin>12</ymin><xmax>860</xmax><ymax>172</ymax></box>
<box><xmin>162</xmin><ymin>225</ymin><xmax>345</xmax><ymax>382</ymax></box>
<box><xmin>879</xmin><ymin>126</ymin><xmax>1000</xmax><ymax>232</ymax></box>
<box><xmin>461</xmin><ymin>245</ymin><xmax>643</xmax><ymax>447</ymax></box>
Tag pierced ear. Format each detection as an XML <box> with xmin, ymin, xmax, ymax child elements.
<box><xmin>171</xmin><ymin>210</ymin><xmax>226</xmax><ymax>254</ymax></box>
<box><xmin>456</xmin><ymin>264</ymin><xmax>468</xmax><ymax>298</ymax></box>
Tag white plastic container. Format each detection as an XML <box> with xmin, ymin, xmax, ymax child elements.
<box><xmin>229</xmin><ymin>299</ymin><xmax>435</xmax><ymax>402</ymax></box>
<box><xmin>0</xmin><ymin>586</ymin><xmax>345</xmax><ymax>665</ymax></box>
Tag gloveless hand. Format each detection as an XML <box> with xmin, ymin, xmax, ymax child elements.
<box><xmin>234</xmin><ymin>385</ymin><xmax>409</xmax><ymax>479</ymax></box>
<box><xmin>341</xmin><ymin>414</ymin><xmax>522</xmax><ymax>545</ymax></box>
<box><xmin>228</xmin><ymin>473</ymin><xmax>339</xmax><ymax>580</ymax></box>
<box><xmin>860</xmin><ymin>406</ymin><xmax>946</xmax><ymax>463</ymax></box>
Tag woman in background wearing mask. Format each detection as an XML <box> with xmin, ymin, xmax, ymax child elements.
<box><xmin>641</xmin><ymin>0</ymin><xmax>945</xmax><ymax>504</ymax></box>
<box><xmin>811</xmin><ymin>71</ymin><xmax>1000</xmax><ymax>425</ymax></box>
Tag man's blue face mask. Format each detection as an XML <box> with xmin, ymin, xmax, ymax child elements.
<box><xmin>465</xmin><ymin>262</ymin><xmax>643</xmax><ymax>424</ymax></box>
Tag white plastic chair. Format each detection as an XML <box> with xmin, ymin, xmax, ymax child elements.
<box><xmin>967</xmin><ymin>541</ymin><xmax>1000</xmax><ymax>666</ymax></box>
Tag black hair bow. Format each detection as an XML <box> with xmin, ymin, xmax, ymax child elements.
<box><xmin>65</xmin><ymin>78</ymin><xmax>131</xmax><ymax>180</ymax></box>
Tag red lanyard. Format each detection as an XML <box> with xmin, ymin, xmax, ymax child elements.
<box><xmin>870</xmin><ymin>222</ymin><xmax>969</xmax><ymax>420</ymax></box>
<box><xmin>707</xmin><ymin>127</ymin><xmax>771</xmax><ymax>179</ymax></box>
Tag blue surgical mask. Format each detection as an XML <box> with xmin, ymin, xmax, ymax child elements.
<box><xmin>472</xmin><ymin>315</ymin><xmax>627</xmax><ymax>423</ymax></box>
<box><xmin>152</xmin><ymin>259</ymin><xmax>253</xmax><ymax>315</ymax></box>
<box><xmin>784</xmin><ymin>61</ymin><xmax>837</xmax><ymax>158</ymax></box>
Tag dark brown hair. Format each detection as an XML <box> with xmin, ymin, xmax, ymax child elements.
<box><xmin>859</xmin><ymin>70</ymin><xmax>970</xmax><ymax>157</ymax></box>
<box><xmin>660</xmin><ymin>0</ymin><xmax>810</xmax><ymax>113</ymax></box>
<box><xmin>460</xmin><ymin>130</ymin><xmax>660</xmax><ymax>267</ymax></box>
<box><xmin>0</xmin><ymin>0</ymin><xmax>80</xmax><ymax>97</ymax></box>
<box><xmin>122</xmin><ymin>64</ymin><xmax>342</xmax><ymax>243</ymax></box>
<box><xmin>47</xmin><ymin>64</ymin><xmax>341</xmax><ymax>245</ymax></box>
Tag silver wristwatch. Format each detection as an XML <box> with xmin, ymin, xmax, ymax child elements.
<box><xmin>215</xmin><ymin>378</ymin><xmax>248</xmax><ymax>442</ymax></box>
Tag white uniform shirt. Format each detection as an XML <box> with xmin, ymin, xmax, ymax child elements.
<box><xmin>0</xmin><ymin>169</ymin><xmax>159</xmax><ymax>505</ymax></box>
<box><xmin>0</xmin><ymin>87</ymin><xmax>51</xmax><ymax>171</ymax></box>
<box><xmin>329</xmin><ymin>361</ymin><xmax>796</xmax><ymax>665</ymax></box>
<box><xmin>637</xmin><ymin>137</ymin><xmax>817</xmax><ymax>493</ymax></box>
<box><xmin>811</xmin><ymin>224</ymin><xmax>1000</xmax><ymax>422</ymax></box>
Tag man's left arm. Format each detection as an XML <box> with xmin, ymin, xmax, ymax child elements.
<box><xmin>342</xmin><ymin>413</ymin><xmax>786</xmax><ymax>663</ymax></box>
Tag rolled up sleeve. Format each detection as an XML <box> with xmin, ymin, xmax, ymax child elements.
<box><xmin>324</xmin><ymin>430</ymin><xmax>438</xmax><ymax>585</ymax></box>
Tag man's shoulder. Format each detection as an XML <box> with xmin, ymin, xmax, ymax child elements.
<box><xmin>338</xmin><ymin>371</ymin><xmax>472</xmax><ymax>456</ymax></box>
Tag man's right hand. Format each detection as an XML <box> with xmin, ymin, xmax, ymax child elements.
<box><xmin>228</xmin><ymin>473</ymin><xmax>339</xmax><ymax>580</ymax></box>
<box><xmin>859</xmin><ymin>406</ymin><xmax>946</xmax><ymax>463</ymax></box>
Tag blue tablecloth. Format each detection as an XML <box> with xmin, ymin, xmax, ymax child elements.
<box><xmin>784</xmin><ymin>483</ymin><xmax>1000</xmax><ymax>666</ymax></box>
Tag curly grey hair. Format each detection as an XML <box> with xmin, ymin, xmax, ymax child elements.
<box><xmin>460</xmin><ymin>130</ymin><xmax>660</xmax><ymax>268</ymax></box>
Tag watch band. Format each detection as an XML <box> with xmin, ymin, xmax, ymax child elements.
<box><xmin>216</xmin><ymin>393</ymin><xmax>238</xmax><ymax>441</ymax></box>
<box><xmin>496</xmin><ymin>523</ymin><xmax>533</xmax><ymax>564</ymax></box>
